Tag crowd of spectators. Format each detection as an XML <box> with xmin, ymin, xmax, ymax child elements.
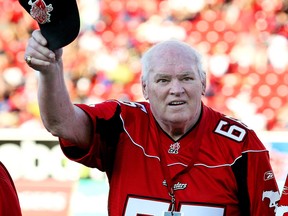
<box><xmin>0</xmin><ymin>0</ymin><xmax>287</xmax><ymax>131</ymax></box>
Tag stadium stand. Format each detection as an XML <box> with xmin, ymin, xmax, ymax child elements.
<box><xmin>0</xmin><ymin>0</ymin><xmax>287</xmax><ymax>130</ymax></box>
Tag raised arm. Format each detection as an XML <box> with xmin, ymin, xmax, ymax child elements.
<box><xmin>25</xmin><ymin>30</ymin><xmax>92</xmax><ymax>149</ymax></box>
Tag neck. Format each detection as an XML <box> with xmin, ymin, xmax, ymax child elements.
<box><xmin>159</xmin><ymin>110</ymin><xmax>201</xmax><ymax>140</ymax></box>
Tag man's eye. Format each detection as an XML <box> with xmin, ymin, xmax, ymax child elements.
<box><xmin>183</xmin><ymin>77</ymin><xmax>194</xmax><ymax>81</ymax></box>
<box><xmin>157</xmin><ymin>79</ymin><xmax>169</xmax><ymax>83</ymax></box>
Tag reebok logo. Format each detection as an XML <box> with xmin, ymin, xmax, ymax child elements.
<box><xmin>264</xmin><ymin>171</ymin><xmax>274</xmax><ymax>181</ymax></box>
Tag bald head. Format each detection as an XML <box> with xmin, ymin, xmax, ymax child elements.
<box><xmin>141</xmin><ymin>40</ymin><xmax>206</xmax><ymax>95</ymax></box>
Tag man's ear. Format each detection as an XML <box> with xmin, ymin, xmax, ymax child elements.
<box><xmin>142</xmin><ymin>79</ymin><xmax>149</xmax><ymax>100</ymax></box>
<box><xmin>201</xmin><ymin>74</ymin><xmax>206</xmax><ymax>96</ymax></box>
<box><xmin>202</xmin><ymin>80</ymin><xmax>206</xmax><ymax>95</ymax></box>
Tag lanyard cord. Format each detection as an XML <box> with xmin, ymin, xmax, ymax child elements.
<box><xmin>158</xmin><ymin>131</ymin><xmax>201</xmax><ymax>212</ymax></box>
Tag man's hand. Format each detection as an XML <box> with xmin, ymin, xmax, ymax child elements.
<box><xmin>24</xmin><ymin>29</ymin><xmax>63</xmax><ymax>74</ymax></box>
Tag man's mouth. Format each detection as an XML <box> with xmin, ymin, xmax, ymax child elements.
<box><xmin>169</xmin><ymin>101</ymin><xmax>186</xmax><ymax>106</ymax></box>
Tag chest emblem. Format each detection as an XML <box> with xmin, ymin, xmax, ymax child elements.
<box><xmin>168</xmin><ymin>142</ymin><xmax>180</xmax><ymax>154</ymax></box>
<box><xmin>28</xmin><ymin>0</ymin><xmax>53</xmax><ymax>24</ymax></box>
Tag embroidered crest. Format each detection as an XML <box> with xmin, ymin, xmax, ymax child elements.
<box><xmin>168</xmin><ymin>142</ymin><xmax>180</xmax><ymax>154</ymax></box>
<box><xmin>28</xmin><ymin>0</ymin><xmax>53</xmax><ymax>24</ymax></box>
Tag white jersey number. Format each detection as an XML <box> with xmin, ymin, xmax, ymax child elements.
<box><xmin>120</xmin><ymin>101</ymin><xmax>147</xmax><ymax>113</ymax></box>
<box><xmin>214</xmin><ymin>120</ymin><xmax>246</xmax><ymax>142</ymax></box>
<box><xmin>124</xmin><ymin>197</ymin><xmax>224</xmax><ymax>216</ymax></box>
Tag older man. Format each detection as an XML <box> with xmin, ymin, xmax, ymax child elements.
<box><xmin>25</xmin><ymin>30</ymin><xmax>279</xmax><ymax>215</ymax></box>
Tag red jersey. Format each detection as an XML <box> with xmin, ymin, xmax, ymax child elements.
<box><xmin>0</xmin><ymin>162</ymin><xmax>22</xmax><ymax>216</ymax></box>
<box><xmin>60</xmin><ymin>100</ymin><xmax>279</xmax><ymax>216</ymax></box>
<box><xmin>277</xmin><ymin>175</ymin><xmax>288</xmax><ymax>215</ymax></box>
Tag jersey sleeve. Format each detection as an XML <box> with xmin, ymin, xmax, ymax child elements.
<box><xmin>245</xmin><ymin>131</ymin><xmax>280</xmax><ymax>215</ymax></box>
<box><xmin>59</xmin><ymin>100</ymin><xmax>123</xmax><ymax>171</ymax></box>
<box><xmin>0</xmin><ymin>162</ymin><xmax>22</xmax><ymax>216</ymax></box>
<box><xmin>215</xmin><ymin>113</ymin><xmax>280</xmax><ymax>215</ymax></box>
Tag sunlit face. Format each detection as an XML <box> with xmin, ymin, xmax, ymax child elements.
<box><xmin>142</xmin><ymin>45</ymin><xmax>204</xmax><ymax>132</ymax></box>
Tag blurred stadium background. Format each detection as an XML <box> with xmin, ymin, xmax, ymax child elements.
<box><xmin>0</xmin><ymin>0</ymin><xmax>287</xmax><ymax>215</ymax></box>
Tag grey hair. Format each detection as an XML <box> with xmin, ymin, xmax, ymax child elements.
<box><xmin>141</xmin><ymin>40</ymin><xmax>206</xmax><ymax>94</ymax></box>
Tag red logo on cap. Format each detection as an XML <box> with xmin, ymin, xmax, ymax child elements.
<box><xmin>28</xmin><ymin>0</ymin><xmax>53</xmax><ymax>24</ymax></box>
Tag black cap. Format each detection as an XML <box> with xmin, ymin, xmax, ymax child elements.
<box><xmin>19</xmin><ymin>0</ymin><xmax>80</xmax><ymax>50</ymax></box>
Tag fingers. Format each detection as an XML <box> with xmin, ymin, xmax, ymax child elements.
<box><xmin>26</xmin><ymin>30</ymin><xmax>55</xmax><ymax>62</ymax></box>
<box><xmin>24</xmin><ymin>30</ymin><xmax>62</xmax><ymax>70</ymax></box>
<box><xmin>31</xmin><ymin>29</ymin><xmax>48</xmax><ymax>47</ymax></box>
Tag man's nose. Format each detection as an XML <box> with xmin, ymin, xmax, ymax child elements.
<box><xmin>169</xmin><ymin>80</ymin><xmax>184</xmax><ymax>95</ymax></box>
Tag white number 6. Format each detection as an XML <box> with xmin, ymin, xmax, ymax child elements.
<box><xmin>215</xmin><ymin>120</ymin><xmax>246</xmax><ymax>142</ymax></box>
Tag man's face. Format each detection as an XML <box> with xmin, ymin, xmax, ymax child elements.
<box><xmin>142</xmin><ymin>48</ymin><xmax>204</xmax><ymax>129</ymax></box>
